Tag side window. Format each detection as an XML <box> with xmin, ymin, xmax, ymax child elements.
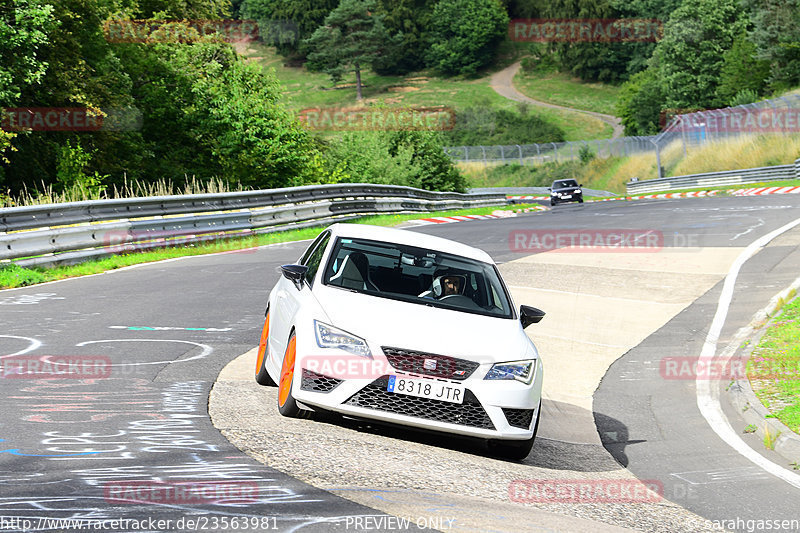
<box><xmin>303</xmin><ymin>234</ymin><xmax>330</xmax><ymax>286</ymax></box>
<box><xmin>300</xmin><ymin>231</ymin><xmax>330</xmax><ymax>265</ymax></box>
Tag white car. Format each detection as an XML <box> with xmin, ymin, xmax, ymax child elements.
<box><xmin>254</xmin><ymin>223</ymin><xmax>545</xmax><ymax>459</ymax></box>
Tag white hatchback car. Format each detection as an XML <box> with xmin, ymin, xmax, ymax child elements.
<box><xmin>255</xmin><ymin>223</ymin><xmax>545</xmax><ymax>459</ymax></box>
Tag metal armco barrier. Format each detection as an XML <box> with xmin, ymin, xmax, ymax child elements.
<box><xmin>0</xmin><ymin>184</ymin><xmax>508</xmax><ymax>267</ymax></box>
<box><xmin>626</xmin><ymin>158</ymin><xmax>800</xmax><ymax>195</ymax></box>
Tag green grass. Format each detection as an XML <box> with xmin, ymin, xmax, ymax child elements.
<box><xmin>0</xmin><ymin>204</ymin><xmax>536</xmax><ymax>290</ymax></box>
<box><xmin>747</xmin><ymin>296</ymin><xmax>800</xmax><ymax>435</ymax></box>
<box><xmin>237</xmin><ymin>43</ymin><xmax>611</xmax><ymax>141</ymax></box>
<box><xmin>513</xmin><ymin>70</ymin><xmax>621</xmax><ymax>116</ymax></box>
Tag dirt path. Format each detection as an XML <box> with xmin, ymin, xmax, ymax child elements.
<box><xmin>490</xmin><ymin>61</ymin><xmax>624</xmax><ymax>140</ymax></box>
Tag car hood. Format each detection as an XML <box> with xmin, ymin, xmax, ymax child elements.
<box><xmin>553</xmin><ymin>186</ymin><xmax>580</xmax><ymax>193</ymax></box>
<box><xmin>313</xmin><ymin>285</ymin><xmax>534</xmax><ymax>363</ymax></box>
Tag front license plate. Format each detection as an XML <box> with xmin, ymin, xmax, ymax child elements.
<box><xmin>387</xmin><ymin>376</ymin><xmax>465</xmax><ymax>404</ymax></box>
<box><xmin>562</xmin><ymin>195</ymin><xmax>572</xmax><ymax>199</ymax></box>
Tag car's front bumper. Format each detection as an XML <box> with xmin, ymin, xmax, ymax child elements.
<box><xmin>292</xmin><ymin>358</ymin><xmax>543</xmax><ymax>441</ymax></box>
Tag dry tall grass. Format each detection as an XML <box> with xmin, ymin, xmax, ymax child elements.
<box><xmin>2</xmin><ymin>177</ymin><xmax>246</xmax><ymax>208</ymax></box>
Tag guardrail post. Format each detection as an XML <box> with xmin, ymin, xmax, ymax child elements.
<box><xmin>516</xmin><ymin>145</ymin><xmax>523</xmax><ymax>166</ymax></box>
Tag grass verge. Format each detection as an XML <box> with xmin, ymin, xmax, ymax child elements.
<box><xmin>237</xmin><ymin>42</ymin><xmax>610</xmax><ymax>141</ymax></box>
<box><xmin>0</xmin><ymin>204</ymin><xmax>536</xmax><ymax>290</ymax></box>
<box><xmin>747</xmin><ymin>296</ymin><xmax>800</xmax><ymax>434</ymax></box>
<box><xmin>513</xmin><ymin>70</ymin><xmax>620</xmax><ymax>116</ymax></box>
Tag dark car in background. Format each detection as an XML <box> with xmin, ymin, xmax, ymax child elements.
<box><xmin>549</xmin><ymin>179</ymin><xmax>584</xmax><ymax>206</ymax></box>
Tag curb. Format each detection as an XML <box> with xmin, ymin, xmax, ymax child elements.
<box><xmin>507</xmin><ymin>185</ymin><xmax>800</xmax><ymax>203</ymax></box>
<box><xmin>725</xmin><ymin>276</ymin><xmax>800</xmax><ymax>466</ymax></box>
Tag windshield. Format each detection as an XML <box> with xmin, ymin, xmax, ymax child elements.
<box><xmin>553</xmin><ymin>180</ymin><xmax>578</xmax><ymax>189</ymax></box>
<box><xmin>322</xmin><ymin>237</ymin><xmax>514</xmax><ymax>319</ymax></box>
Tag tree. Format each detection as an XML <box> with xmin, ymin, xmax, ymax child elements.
<box><xmin>371</xmin><ymin>0</ymin><xmax>435</xmax><ymax>75</ymax></box>
<box><xmin>425</xmin><ymin>0</ymin><xmax>509</xmax><ymax>77</ymax></box>
<box><xmin>653</xmin><ymin>0</ymin><xmax>745</xmax><ymax>110</ymax></box>
<box><xmin>304</xmin><ymin>0</ymin><xmax>399</xmax><ymax>100</ymax></box>
<box><xmin>715</xmin><ymin>31</ymin><xmax>770</xmax><ymax>106</ymax></box>
<box><xmin>0</xmin><ymin>0</ymin><xmax>55</xmax><ymax>106</ymax></box>
<box><xmin>241</xmin><ymin>0</ymin><xmax>339</xmax><ymax>56</ymax></box>
<box><xmin>615</xmin><ymin>68</ymin><xmax>665</xmax><ymax>135</ymax></box>
<box><xmin>742</xmin><ymin>0</ymin><xmax>800</xmax><ymax>92</ymax></box>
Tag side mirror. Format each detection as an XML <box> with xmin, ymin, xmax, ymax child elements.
<box><xmin>520</xmin><ymin>305</ymin><xmax>545</xmax><ymax>329</ymax></box>
<box><xmin>546</xmin><ymin>187</ymin><xmax>551</xmax><ymax>191</ymax></box>
<box><xmin>281</xmin><ymin>264</ymin><xmax>309</xmax><ymax>290</ymax></box>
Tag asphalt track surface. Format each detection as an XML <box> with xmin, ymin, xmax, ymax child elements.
<box><xmin>0</xmin><ymin>195</ymin><xmax>799</xmax><ymax>532</ymax></box>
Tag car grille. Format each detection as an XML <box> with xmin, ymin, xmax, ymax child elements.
<box><xmin>382</xmin><ymin>347</ymin><xmax>480</xmax><ymax>381</ymax></box>
<box><xmin>502</xmin><ymin>408</ymin><xmax>535</xmax><ymax>429</ymax></box>
<box><xmin>344</xmin><ymin>376</ymin><xmax>495</xmax><ymax>430</ymax></box>
<box><xmin>300</xmin><ymin>369</ymin><xmax>343</xmax><ymax>393</ymax></box>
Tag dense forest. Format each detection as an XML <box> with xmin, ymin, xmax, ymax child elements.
<box><xmin>1</xmin><ymin>0</ymin><xmax>798</xmax><ymax>199</ymax></box>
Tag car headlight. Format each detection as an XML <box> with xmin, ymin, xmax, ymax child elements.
<box><xmin>314</xmin><ymin>320</ymin><xmax>371</xmax><ymax>358</ymax></box>
<box><xmin>575</xmin><ymin>189</ymin><xmax>582</xmax><ymax>194</ymax></box>
<box><xmin>484</xmin><ymin>360</ymin><xmax>536</xmax><ymax>384</ymax></box>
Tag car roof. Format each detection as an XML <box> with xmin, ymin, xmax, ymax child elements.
<box><xmin>326</xmin><ymin>223</ymin><xmax>495</xmax><ymax>264</ymax></box>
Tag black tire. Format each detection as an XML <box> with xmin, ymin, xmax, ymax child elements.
<box><xmin>549</xmin><ymin>200</ymin><xmax>556</xmax><ymax>207</ymax></box>
<box><xmin>578</xmin><ymin>197</ymin><xmax>584</xmax><ymax>204</ymax></box>
<box><xmin>255</xmin><ymin>310</ymin><xmax>276</xmax><ymax>386</ymax></box>
<box><xmin>277</xmin><ymin>332</ymin><xmax>303</xmax><ymax>418</ymax></box>
<box><xmin>488</xmin><ymin>402</ymin><xmax>540</xmax><ymax>461</ymax></box>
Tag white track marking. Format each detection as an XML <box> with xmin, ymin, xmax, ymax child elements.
<box><xmin>73</xmin><ymin>339</ymin><xmax>212</xmax><ymax>366</ymax></box>
<box><xmin>0</xmin><ymin>335</ymin><xmax>42</xmax><ymax>358</ymax></box>
<box><xmin>696</xmin><ymin>216</ymin><xmax>800</xmax><ymax>489</ymax></box>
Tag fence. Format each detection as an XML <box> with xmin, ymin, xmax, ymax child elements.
<box><xmin>652</xmin><ymin>93</ymin><xmax>800</xmax><ymax>178</ymax></box>
<box><xmin>446</xmin><ymin>94</ymin><xmax>800</xmax><ymax>175</ymax></box>
<box><xmin>0</xmin><ymin>184</ymin><xmax>508</xmax><ymax>267</ymax></box>
<box><xmin>444</xmin><ymin>137</ymin><xmax>656</xmax><ymax>165</ymax></box>
<box><xmin>626</xmin><ymin>158</ymin><xmax>800</xmax><ymax>194</ymax></box>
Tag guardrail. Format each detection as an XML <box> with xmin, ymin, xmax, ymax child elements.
<box><xmin>626</xmin><ymin>158</ymin><xmax>800</xmax><ymax>195</ymax></box>
<box><xmin>0</xmin><ymin>184</ymin><xmax>508</xmax><ymax>267</ymax></box>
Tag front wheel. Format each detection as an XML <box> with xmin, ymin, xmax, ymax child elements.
<box><xmin>255</xmin><ymin>310</ymin><xmax>276</xmax><ymax>386</ymax></box>
<box><xmin>277</xmin><ymin>332</ymin><xmax>303</xmax><ymax>417</ymax></box>
<box><xmin>578</xmin><ymin>197</ymin><xmax>584</xmax><ymax>204</ymax></box>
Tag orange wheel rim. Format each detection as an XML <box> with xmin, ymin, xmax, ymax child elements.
<box><xmin>278</xmin><ymin>336</ymin><xmax>296</xmax><ymax>407</ymax></box>
<box><xmin>255</xmin><ymin>312</ymin><xmax>270</xmax><ymax>375</ymax></box>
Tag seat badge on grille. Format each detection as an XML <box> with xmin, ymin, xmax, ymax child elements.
<box><xmin>423</xmin><ymin>358</ymin><xmax>437</xmax><ymax>371</ymax></box>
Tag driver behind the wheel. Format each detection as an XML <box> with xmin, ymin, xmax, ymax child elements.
<box><xmin>441</xmin><ymin>275</ymin><xmax>463</xmax><ymax>296</ymax></box>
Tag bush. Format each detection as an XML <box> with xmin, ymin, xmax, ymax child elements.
<box><xmin>327</xmin><ymin>130</ymin><xmax>466</xmax><ymax>192</ymax></box>
<box><xmin>444</xmin><ymin>105</ymin><xmax>565</xmax><ymax>146</ymax></box>
<box><xmin>467</xmin><ymin>161</ymin><xmax>584</xmax><ymax>188</ymax></box>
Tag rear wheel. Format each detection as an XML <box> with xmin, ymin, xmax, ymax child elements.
<box><xmin>277</xmin><ymin>332</ymin><xmax>303</xmax><ymax>417</ymax></box>
<box><xmin>255</xmin><ymin>310</ymin><xmax>276</xmax><ymax>386</ymax></box>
